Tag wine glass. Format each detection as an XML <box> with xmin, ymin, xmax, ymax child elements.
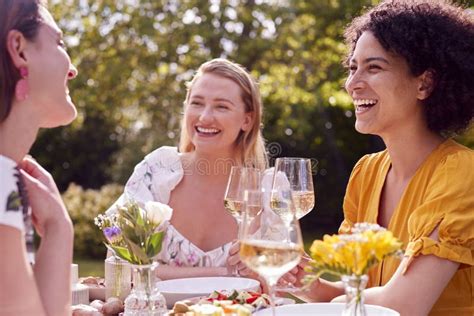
<box><xmin>239</xmin><ymin>189</ymin><xmax>304</xmax><ymax>316</ymax></box>
<box><xmin>270</xmin><ymin>158</ymin><xmax>313</xmax><ymax>292</ymax></box>
<box><xmin>224</xmin><ymin>166</ymin><xmax>262</xmax><ymax>275</ymax></box>
<box><xmin>271</xmin><ymin>157</ymin><xmax>315</xmax><ymax>221</ymax></box>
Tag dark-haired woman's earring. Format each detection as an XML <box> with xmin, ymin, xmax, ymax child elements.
<box><xmin>15</xmin><ymin>67</ymin><xmax>29</xmax><ymax>101</ymax></box>
<box><xmin>67</xmin><ymin>70</ymin><xmax>75</xmax><ymax>79</ymax></box>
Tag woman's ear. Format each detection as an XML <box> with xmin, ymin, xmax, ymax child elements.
<box><xmin>6</xmin><ymin>29</ymin><xmax>28</xmax><ymax>68</ymax></box>
<box><xmin>241</xmin><ymin>111</ymin><xmax>253</xmax><ymax>132</ymax></box>
<box><xmin>417</xmin><ymin>69</ymin><xmax>435</xmax><ymax>100</ymax></box>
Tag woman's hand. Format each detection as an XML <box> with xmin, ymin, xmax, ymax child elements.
<box><xmin>19</xmin><ymin>156</ymin><xmax>72</xmax><ymax>236</ymax></box>
<box><xmin>275</xmin><ymin>254</ymin><xmax>312</xmax><ymax>296</ymax></box>
<box><xmin>227</xmin><ymin>240</ymin><xmax>255</xmax><ymax>277</ymax></box>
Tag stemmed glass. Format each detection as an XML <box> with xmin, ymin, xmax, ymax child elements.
<box><xmin>239</xmin><ymin>188</ymin><xmax>304</xmax><ymax>316</ymax></box>
<box><xmin>271</xmin><ymin>157</ymin><xmax>315</xmax><ymax>222</ymax></box>
<box><xmin>224</xmin><ymin>166</ymin><xmax>262</xmax><ymax>275</ymax></box>
<box><xmin>270</xmin><ymin>157</ymin><xmax>314</xmax><ymax>292</ymax></box>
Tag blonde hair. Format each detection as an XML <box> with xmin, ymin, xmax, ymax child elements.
<box><xmin>179</xmin><ymin>58</ymin><xmax>268</xmax><ymax>170</ymax></box>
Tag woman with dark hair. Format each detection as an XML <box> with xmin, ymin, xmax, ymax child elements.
<box><xmin>0</xmin><ymin>0</ymin><xmax>78</xmax><ymax>315</ymax></box>
<box><xmin>288</xmin><ymin>1</ymin><xmax>474</xmax><ymax>315</ymax></box>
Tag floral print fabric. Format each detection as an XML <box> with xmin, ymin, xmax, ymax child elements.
<box><xmin>107</xmin><ymin>146</ymin><xmax>231</xmax><ymax>267</ymax></box>
<box><xmin>0</xmin><ymin>155</ymin><xmax>26</xmax><ymax>232</ymax></box>
<box><xmin>156</xmin><ymin>222</ymin><xmax>231</xmax><ymax>267</ymax></box>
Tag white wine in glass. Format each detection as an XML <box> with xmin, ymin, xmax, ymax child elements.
<box><xmin>272</xmin><ymin>157</ymin><xmax>315</xmax><ymax>219</ymax></box>
<box><xmin>224</xmin><ymin>167</ymin><xmax>261</xmax><ymax>276</ymax></box>
<box><xmin>240</xmin><ymin>240</ymin><xmax>302</xmax><ymax>281</ymax></box>
<box><xmin>224</xmin><ymin>167</ymin><xmax>262</xmax><ymax>225</ymax></box>
<box><xmin>240</xmin><ymin>189</ymin><xmax>303</xmax><ymax>316</ymax></box>
<box><xmin>292</xmin><ymin>190</ymin><xmax>315</xmax><ymax>219</ymax></box>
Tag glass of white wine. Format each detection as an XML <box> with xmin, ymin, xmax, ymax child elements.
<box><xmin>270</xmin><ymin>157</ymin><xmax>314</xmax><ymax>292</ymax></box>
<box><xmin>271</xmin><ymin>157</ymin><xmax>315</xmax><ymax>221</ymax></box>
<box><xmin>239</xmin><ymin>189</ymin><xmax>304</xmax><ymax>316</ymax></box>
<box><xmin>224</xmin><ymin>166</ymin><xmax>262</xmax><ymax>275</ymax></box>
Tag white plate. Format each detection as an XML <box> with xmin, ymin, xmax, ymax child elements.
<box><xmin>156</xmin><ymin>277</ymin><xmax>260</xmax><ymax>308</ymax></box>
<box><xmin>253</xmin><ymin>303</ymin><xmax>399</xmax><ymax>316</ymax></box>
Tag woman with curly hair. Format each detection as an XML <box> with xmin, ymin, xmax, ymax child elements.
<box><xmin>289</xmin><ymin>1</ymin><xmax>474</xmax><ymax>314</ymax></box>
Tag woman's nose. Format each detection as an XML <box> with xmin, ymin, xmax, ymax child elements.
<box><xmin>345</xmin><ymin>71</ymin><xmax>364</xmax><ymax>94</ymax></box>
<box><xmin>199</xmin><ymin>106</ymin><xmax>214</xmax><ymax>122</ymax></box>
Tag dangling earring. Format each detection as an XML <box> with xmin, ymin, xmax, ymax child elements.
<box><xmin>15</xmin><ymin>67</ymin><xmax>29</xmax><ymax>101</ymax></box>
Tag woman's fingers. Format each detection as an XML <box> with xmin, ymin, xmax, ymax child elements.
<box><xmin>280</xmin><ymin>272</ymin><xmax>297</xmax><ymax>284</ymax></box>
<box><xmin>20</xmin><ymin>169</ymin><xmax>49</xmax><ymax>194</ymax></box>
<box><xmin>228</xmin><ymin>240</ymin><xmax>240</xmax><ymax>256</ymax></box>
<box><xmin>20</xmin><ymin>156</ymin><xmax>44</xmax><ymax>178</ymax></box>
<box><xmin>19</xmin><ymin>156</ymin><xmax>55</xmax><ymax>189</ymax></box>
<box><xmin>226</xmin><ymin>241</ymin><xmax>241</xmax><ymax>267</ymax></box>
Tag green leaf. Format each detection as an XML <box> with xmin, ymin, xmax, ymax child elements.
<box><xmin>146</xmin><ymin>231</ymin><xmax>164</xmax><ymax>257</ymax></box>
<box><xmin>106</xmin><ymin>243</ymin><xmax>133</xmax><ymax>262</ymax></box>
<box><xmin>123</xmin><ymin>236</ymin><xmax>150</xmax><ymax>264</ymax></box>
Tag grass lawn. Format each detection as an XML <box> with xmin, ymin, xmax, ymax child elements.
<box><xmin>74</xmin><ymin>257</ymin><xmax>104</xmax><ymax>277</ymax></box>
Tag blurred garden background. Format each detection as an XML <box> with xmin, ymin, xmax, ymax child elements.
<box><xmin>36</xmin><ymin>0</ymin><xmax>474</xmax><ymax>275</ymax></box>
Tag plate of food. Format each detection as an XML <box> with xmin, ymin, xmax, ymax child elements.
<box><xmin>168</xmin><ymin>290</ymin><xmax>267</xmax><ymax>315</ymax></box>
<box><xmin>156</xmin><ymin>277</ymin><xmax>260</xmax><ymax>308</ymax></box>
<box><xmin>252</xmin><ymin>303</ymin><xmax>400</xmax><ymax>315</ymax></box>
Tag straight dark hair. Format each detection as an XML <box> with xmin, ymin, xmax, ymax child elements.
<box><xmin>0</xmin><ymin>0</ymin><xmax>44</xmax><ymax>122</ymax></box>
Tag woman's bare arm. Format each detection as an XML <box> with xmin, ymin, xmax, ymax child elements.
<box><xmin>1</xmin><ymin>225</ymin><xmax>46</xmax><ymax>316</ymax></box>
<box><xmin>20</xmin><ymin>157</ymin><xmax>74</xmax><ymax>316</ymax></box>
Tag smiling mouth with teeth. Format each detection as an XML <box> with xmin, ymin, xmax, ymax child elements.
<box><xmin>354</xmin><ymin>99</ymin><xmax>378</xmax><ymax>110</ymax></box>
<box><xmin>195</xmin><ymin>126</ymin><xmax>221</xmax><ymax>135</ymax></box>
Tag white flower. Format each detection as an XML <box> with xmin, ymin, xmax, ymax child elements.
<box><xmin>145</xmin><ymin>201</ymin><xmax>173</xmax><ymax>225</ymax></box>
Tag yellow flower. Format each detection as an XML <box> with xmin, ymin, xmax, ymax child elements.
<box><xmin>306</xmin><ymin>222</ymin><xmax>402</xmax><ymax>279</ymax></box>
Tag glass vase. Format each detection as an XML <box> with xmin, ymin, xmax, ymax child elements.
<box><xmin>341</xmin><ymin>274</ymin><xmax>368</xmax><ymax>316</ymax></box>
<box><xmin>123</xmin><ymin>262</ymin><xmax>167</xmax><ymax>316</ymax></box>
<box><xmin>105</xmin><ymin>256</ymin><xmax>132</xmax><ymax>301</ymax></box>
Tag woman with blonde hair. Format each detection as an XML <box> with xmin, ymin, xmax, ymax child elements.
<box><xmin>0</xmin><ymin>0</ymin><xmax>78</xmax><ymax>315</ymax></box>
<box><xmin>108</xmin><ymin>58</ymin><xmax>268</xmax><ymax>279</ymax></box>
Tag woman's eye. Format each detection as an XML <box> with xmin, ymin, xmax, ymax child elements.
<box><xmin>368</xmin><ymin>64</ymin><xmax>382</xmax><ymax>71</ymax></box>
<box><xmin>191</xmin><ymin>102</ymin><xmax>203</xmax><ymax>107</ymax></box>
<box><xmin>216</xmin><ymin>104</ymin><xmax>229</xmax><ymax>110</ymax></box>
<box><xmin>348</xmin><ymin>65</ymin><xmax>357</xmax><ymax>73</ymax></box>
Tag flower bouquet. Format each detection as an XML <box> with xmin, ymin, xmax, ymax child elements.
<box><xmin>95</xmin><ymin>200</ymin><xmax>172</xmax><ymax>316</ymax></box>
<box><xmin>305</xmin><ymin>223</ymin><xmax>402</xmax><ymax>316</ymax></box>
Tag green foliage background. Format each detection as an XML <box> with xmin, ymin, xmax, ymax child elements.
<box><xmin>30</xmin><ymin>0</ymin><xmax>473</xmax><ymax>258</ymax></box>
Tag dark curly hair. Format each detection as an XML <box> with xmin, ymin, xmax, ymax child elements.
<box><xmin>344</xmin><ymin>0</ymin><xmax>474</xmax><ymax>135</ymax></box>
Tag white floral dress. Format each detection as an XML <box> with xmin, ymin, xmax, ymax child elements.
<box><xmin>107</xmin><ymin>146</ymin><xmax>232</xmax><ymax>267</ymax></box>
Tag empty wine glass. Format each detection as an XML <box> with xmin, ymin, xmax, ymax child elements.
<box><xmin>239</xmin><ymin>189</ymin><xmax>303</xmax><ymax>316</ymax></box>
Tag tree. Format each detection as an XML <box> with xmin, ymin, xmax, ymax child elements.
<box><xmin>35</xmin><ymin>0</ymin><xmax>473</xmax><ymax>234</ymax></box>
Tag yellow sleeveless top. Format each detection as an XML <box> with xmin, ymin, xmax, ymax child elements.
<box><xmin>339</xmin><ymin>139</ymin><xmax>474</xmax><ymax>315</ymax></box>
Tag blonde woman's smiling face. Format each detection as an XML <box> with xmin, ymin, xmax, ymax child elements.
<box><xmin>185</xmin><ymin>73</ymin><xmax>252</xmax><ymax>156</ymax></box>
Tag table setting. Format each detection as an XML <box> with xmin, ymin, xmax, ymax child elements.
<box><xmin>72</xmin><ymin>160</ymin><xmax>401</xmax><ymax>316</ymax></box>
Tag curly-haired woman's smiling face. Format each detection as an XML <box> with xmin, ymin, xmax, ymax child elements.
<box><xmin>345</xmin><ymin>32</ymin><xmax>427</xmax><ymax>138</ymax></box>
